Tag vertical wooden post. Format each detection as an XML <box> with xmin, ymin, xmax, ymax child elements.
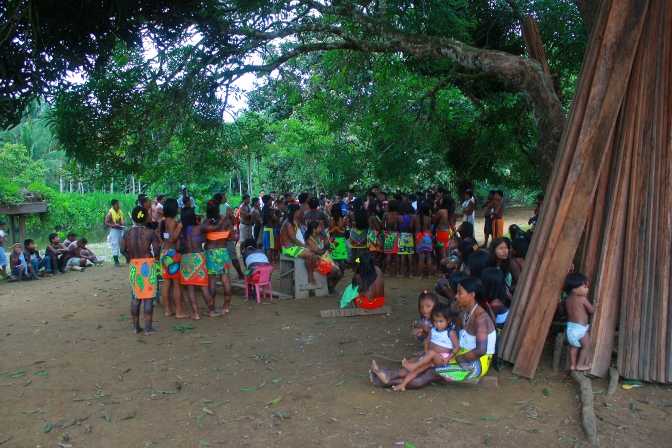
<box><xmin>18</xmin><ymin>215</ymin><xmax>26</xmax><ymax>243</ymax></box>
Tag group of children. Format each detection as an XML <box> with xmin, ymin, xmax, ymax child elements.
<box><xmin>0</xmin><ymin>230</ymin><xmax>101</xmax><ymax>281</ymax></box>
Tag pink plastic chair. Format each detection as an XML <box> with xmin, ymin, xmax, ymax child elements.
<box><xmin>244</xmin><ymin>264</ymin><xmax>274</xmax><ymax>303</ymax></box>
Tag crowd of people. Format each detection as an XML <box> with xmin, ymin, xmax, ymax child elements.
<box><xmin>2</xmin><ymin>184</ymin><xmax>593</xmax><ymax>380</ymax></box>
<box><xmin>0</xmin><ymin>227</ymin><xmax>102</xmax><ymax>281</ymax></box>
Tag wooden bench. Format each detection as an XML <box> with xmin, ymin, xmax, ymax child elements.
<box><xmin>277</xmin><ymin>255</ymin><xmax>329</xmax><ymax>299</ymax></box>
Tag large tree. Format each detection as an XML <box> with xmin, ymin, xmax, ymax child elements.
<box><xmin>1</xmin><ymin>0</ymin><xmax>588</xmax><ymax>178</ymax></box>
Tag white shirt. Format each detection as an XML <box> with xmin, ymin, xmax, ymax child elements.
<box><xmin>462</xmin><ymin>197</ymin><xmax>476</xmax><ymax>224</ymax></box>
<box><xmin>430</xmin><ymin>327</ymin><xmax>455</xmax><ymax>349</ymax></box>
<box><xmin>459</xmin><ymin>329</ymin><xmax>497</xmax><ymax>355</ymax></box>
<box><xmin>245</xmin><ymin>251</ymin><xmax>269</xmax><ymax>265</ymax></box>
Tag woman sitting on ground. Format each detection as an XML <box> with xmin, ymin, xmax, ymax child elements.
<box><xmin>351</xmin><ymin>254</ymin><xmax>384</xmax><ymax>309</ymax></box>
<box><xmin>480</xmin><ymin>266</ymin><xmax>511</xmax><ymax>325</ymax></box>
<box><xmin>488</xmin><ymin>237</ymin><xmax>514</xmax><ymax>294</ymax></box>
<box><xmin>370</xmin><ymin>276</ymin><xmax>496</xmax><ymax>388</ymax></box>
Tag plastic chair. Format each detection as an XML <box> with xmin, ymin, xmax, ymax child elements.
<box><xmin>244</xmin><ymin>264</ymin><xmax>274</xmax><ymax>303</ymax></box>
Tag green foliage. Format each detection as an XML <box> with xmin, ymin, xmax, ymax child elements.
<box><xmin>24</xmin><ymin>192</ymin><xmax>136</xmax><ymax>243</ymax></box>
<box><xmin>0</xmin><ymin>143</ymin><xmax>48</xmax><ymax>204</ymax></box>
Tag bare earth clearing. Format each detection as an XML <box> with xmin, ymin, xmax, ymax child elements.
<box><xmin>1</xmin><ymin>209</ymin><xmax>670</xmax><ymax>447</ymax></box>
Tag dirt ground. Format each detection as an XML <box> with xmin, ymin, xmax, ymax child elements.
<box><xmin>1</xmin><ymin>209</ymin><xmax>671</xmax><ymax>448</ymax></box>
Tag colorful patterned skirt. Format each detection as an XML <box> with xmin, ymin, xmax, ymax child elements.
<box><xmin>180</xmin><ymin>252</ymin><xmax>209</xmax><ymax>286</ymax></box>
<box><xmin>415</xmin><ymin>231</ymin><xmax>434</xmax><ymax>254</ymax></box>
<box><xmin>262</xmin><ymin>227</ymin><xmax>276</xmax><ymax>252</ymax></box>
<box><xmin>383</xmin><ymin>231</ymin><xmax>399</xmax><ymax>255</ymax></box>
<box><xmin>367</xmin><ymin>230</ymin><xmax>383</xmax><ymax>253</ymax></box>
<box><xmin>330</xmin><ymin>236</ymin><xmax>349</xmax><ymax>261</ymax></box>
<box><xmin>129</xmin><ymin>258</ymin><xmax>158</xmax><ymax>300</ymax></box>
<box><xmin>205</xmin><ymin>247</ymin><xmax>232</xmax><ymax>275</ymax></box>
<box><xmin>398</xmin><ymin>232</ymin><xmax>415</xmax><ymax>255</ymax></box>
<box><xmin>160</xmin><ymin>248</ymin><xmax>181</xmax><ymax>280</ymax></box>
<box><xmin>281</xmin><ymin>245</ymin><xmax>304</xmax><ymax>258</ymax></box>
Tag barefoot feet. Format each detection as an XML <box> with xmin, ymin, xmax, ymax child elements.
<box><xmin>371</xmin><ymin>360</ymin><xmax>391</xmax><ymax>385</ymax></box>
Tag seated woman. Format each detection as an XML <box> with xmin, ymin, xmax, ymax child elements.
<box><xmin>488</xmin><ymin>238</ymin><xmax>514</xmax><ymax>294</ymax></box>
<box><xmin>305</xmin><ymin>220</ymin><xmax>343</xmax><ymax>294</ymax></box>
<box><xmin>351</xmin><ymin>254</ymin><xmax>384</xmax><ymax>309</ymax></box>
<box><xmin>278</xmin><ymin>204</ymin><xmax>320</xmax><ymax>284</ymax></box>
<box><xmin>370</xmin><ymin>276</ymin><xmax>496</xmax><ymax>388</ymax></box>
<box><xmin>480</xmin><ymin>267</ymin><xmax>511</xmax><ymax>325</ymax></box>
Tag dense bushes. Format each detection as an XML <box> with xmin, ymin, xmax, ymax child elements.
<box><xmin>22</xmin><ymin>191</ymin><xmax>136</xmax><ymax>243</ymax></box>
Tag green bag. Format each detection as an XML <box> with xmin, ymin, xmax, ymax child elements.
<box><xmin>340</xmin><ymin>284</ymin><xmax>359</xmax><ymax>308</ymax></box>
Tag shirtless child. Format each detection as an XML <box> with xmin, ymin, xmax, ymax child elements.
<box><xmin>121</xmin><ymin>206</ymin><xmax>161</xmax><ymax>335</ymax></box>
<box><xmin>564</xmin><ymin>273</ymin><xmax>594</xmax><ymax>371</ymax></box>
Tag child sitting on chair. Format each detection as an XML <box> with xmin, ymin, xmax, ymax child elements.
<box><xmin>393</xmin><ymin>304</ymin><xmax>460</xmax><ymax>391</ymax></box>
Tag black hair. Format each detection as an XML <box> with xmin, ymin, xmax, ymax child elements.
<box><xmin>331</xmin><ymin>204</ymin><xmax>343</xmax><ymax>221</ymax></box>
<box><xmin>24</xmin><ymin>238</ymin><xmax>34</xmax><ymax>247</ymax></box>
<box><xmin>48</xmin><ymin>233</ymin><xmax>58</xmax><ymax>243</ymax></box>
<box><xmin>156</xmin><ymin>194</ymin><xmax>165</xmax><ymax>202</ymax></box>
<box><xmin>137</xmin><ymin>194</ymin><xmax>148</xmax><ymax>205</ymax></box>
<box><xmin>448</xmin><ymin>271</ymin><xmax>468</xmax><ymax>292</ymax></box>
<box><xmin>262</xmin><ymin>194</ymin><xmax>271</xmax><ymax>204</ymax></box>
<box><xmin>304</xmin><ymin>220</ymin><xmax>321</xmax><ymax>241</ymax></box>
<box><xmin>243</xmin><ymin>238</ymin><xmax>257</xmax><ymax>250</ymax></box>
<box><xmin>466</xmin><ymin>250</ymin><xmax>490</xmax><ymax>279</ymax></box>
<box><xmin>213</xmin><ymin>193</ymin><xmax>223</xmax><ymax>203</ymax></box>
<box><xmin>132</xmin><ymin>206</ymin><xmax>147</xmax><ymax>224</ymax></box>
<box><xmin>387</xmin><ymin>199</ymin><xmax>399</xmax><ymax>213</ymax></box>
<box><xmin>351</xmin><ymin>197</ymin><xmax>363</xmax><ymax>211</ymax></box>
<box><xmin>489</xmin><ymin>238</ymin><xmax>511</xmax><ymax>271</ymax></box>
<box><xmin>79</xmin><ymin>237</ymin><xmax>88</xmax><ymax>245</ymax></box>
<box><xmin>287</xmin><ymin>204</ymin><xmax>300</xmax><ymax>223</ymax></box>
<box><xmin>353</xmin><ymin>253</ymin><xmax>378</xmax><ymax>293</ymax></box>
<box><xmin>564</xmin><ymin>272</ymin><xmax>589</xmax><ymax>295</ymax></box>
<box><xmin>508</xmin><ymin>224</ymin><xmax>524</xmax><ymax>241</ymax></box>
<box><xmin>481</xmin><ymin>267</ymin><xmax>510</xmax><ymax>307</ymax></box>
<box><xmin>308</xmin><ymin>196</ymin><xmax>319</xmax><ymax>210</ymax></box>
<box><xmin>458</xmin><ymin>237</ymin><xmax>476</xmax><ymax>262</ymax></box>
<box><xmin>353</xmin><ymin>208</ymin><xmax>369</xmax><ymax>229</ymax></box>
<box><xmin>180</xmin><ymin>206</ymin><xmax>197</xmax><ymax>227</ymax></box>
<box><xmin>458</xmin><ymin>221</ymin><xmax>474</xmax><ymax>240</ymax></box>
<box><xmin>457</xmin><ymin>276</ymin><xmax>483</xmax><ymax>303</ymax></box>
<box><xmin>67</xmin><ymin>232</ymin><xmax>76</xmax><ymax>238</ymax></box>
<box><xmin>417</xmin><ymin>201</ymin><xmax>432</xmax><ymax>229</ymax></box>
<box><xmin>110</xmin><ymin>199</ymin><xmax>119</xmax><ymax>207</ymax></box>
<box><xmin>418</xmin><ymin>290</ymin><xmax>438</xmax><ymax>316</ymax></box>
<box><xmin>164</xmin><ymin>198</ymin><xmax>179</xmax><ymax>219</ymax></box>
<box><xmin>497</xmin><ymin>190</ymin><xmax>504</xmax><ymax>197</ymax></box>
<box><xmin>242</xmin><ymin>194</ymin><xmax>250</xmax><ymax>200</ymax></box>
<box><xmin>431</xmin><ymin>303</ymin><xmax>459</xmax><ymax>322</ymax></box>
<box><xmin>512</xmin><ymin>237</ymin><xmax>530</xmax><ymax>259</ymax></box>
<box><xmin>298</xmin><ymin>192</ymin><xmax>309</xmax><ymax>204</ymax></box>
<box><xmin>206</xmin><ymin>200</ymin><xmax>220</xmax><ymax>221</ymax></box>
<box><xmin>251</xmin><ymin>197</ymin><xmax>260</xmax><ymax>206</ymax></box>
